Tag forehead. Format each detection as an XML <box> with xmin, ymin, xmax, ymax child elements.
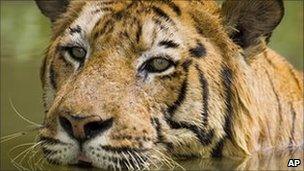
<box><xmin>63</xmin><ymin>1</ymin><xmax>183</xmax><ymax>40</ymax></box>
<box><xmin>57</xmin><ymin>1</ymin><xmax>200</xmax><ymax>60</ymax></box>
<box><xmin>52</xmin><ymin>1</ymin><xmax>221</xmax><ymax>41</ymax></box>
<box><xmin>53</xmin><ymin>0</ymin><xmax>229</xmax><ymax>61</ymax></box>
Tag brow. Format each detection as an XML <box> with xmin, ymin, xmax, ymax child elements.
<box><xmin>158</xmin><ymin>40</ymin><xmax>180</xmax><ymax>48</ymax></box>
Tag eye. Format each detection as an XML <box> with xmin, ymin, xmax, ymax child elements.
<box><xmin>67</xmin><ymin>46</ymin><xmax>87</xmax><ymax>61</ymax></box>
<box><xmin>141</xmin><ymin>57</ymin><xmax>175</xmax><ymax>73</ymax></box>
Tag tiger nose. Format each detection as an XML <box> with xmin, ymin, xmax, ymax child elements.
<box><xmin>58</xmin><ymin>114</ymin><xmax>113</xmax><ymax>142</ymax></box>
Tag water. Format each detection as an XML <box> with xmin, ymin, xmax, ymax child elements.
<box><xmin>1</xmin><ymin>1</ymin><xmax>303</xmax><ymax>170</ymax></box>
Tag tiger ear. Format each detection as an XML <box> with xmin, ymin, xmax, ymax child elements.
<box><xmin>220</xmin><ymin>0</ymin><xmax>284</xmax><ymax>57</ymax></box>
<box><xmin>35</xmin><ymin>0</ymin><xmax>70</xmax><ymax>22</ymax></box>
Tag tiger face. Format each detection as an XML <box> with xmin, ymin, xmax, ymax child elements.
<box><xmin>35</xmin><ymin>0</ymin><xmax>293</xmax><ymax>169</ymax></box>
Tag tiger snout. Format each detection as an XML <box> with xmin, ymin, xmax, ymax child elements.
<box><xmin>39</xmin><ymin>86</ymin><xmax>158</xmax><ymax>169</ymax></box>
<box><xmin>58</xmin><ymin>113</ymin><xmax>114</xmax><ymax>142</ymax></box>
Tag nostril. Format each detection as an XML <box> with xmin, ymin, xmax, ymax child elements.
<box><xmin>84</xmin><ymin>118</ymin><xmax>113</xmax><ymax>139</ymax></box>
<box><xmin>59</xmin><ymin>116</ymin><xmax>74</xmax><ymax>138</ymax></box>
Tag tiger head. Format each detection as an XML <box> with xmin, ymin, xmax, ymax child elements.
<box><xmin>36</xmin><ymin>0</ymin><xmax>284</xmax><ymax>169</ymax></box>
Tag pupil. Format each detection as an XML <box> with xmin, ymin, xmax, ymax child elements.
<box><xmin>154</xmin><ymin>59</ymin><xmax>168</xmax><ymax>70</ymax></box>
<box><xmin>72</xmin><ymin>47</ymin><xmax>85</xmax><ymax>58</ymax></box>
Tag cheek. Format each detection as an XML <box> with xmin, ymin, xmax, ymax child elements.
<box><xmin>143</xmin><ymin>76</ymin><xmax>184</xmax><ymax>108</ymax></box>
<box><xmin>51</xmin><ymin>55</ymin><xmax>74</xmax><ymax>88</ymax></box>
<box><xmin>42</xmin><ymin>53</ymin><xmax>75</xmax><ymax>109</ymax></box>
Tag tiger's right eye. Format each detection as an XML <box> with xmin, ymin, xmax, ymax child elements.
<box><xmin>140</xmin><ymin>57</ymin><xmax>175</xmax><ymax>73</ymax></box>
<box><xmin>67</xmin><ymin>46</ymin><xmax>87</xmax><ymax>61</ymax></box>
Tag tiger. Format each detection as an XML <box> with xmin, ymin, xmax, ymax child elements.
<box><xmin>35</xmin><ymin>0</ymin><xmax>303</xmax><ymax>170</ymax></box>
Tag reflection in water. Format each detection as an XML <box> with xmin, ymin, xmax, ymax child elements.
<box><xmin>178</xmin><ymin>148</ymin><xmax>303</xmax><ymax>170</ymax></box>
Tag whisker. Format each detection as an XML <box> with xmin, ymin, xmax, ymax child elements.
<box><xmin>152</xmin><ymin>149</ymin><xmax>172</xmax><ymax>168</ymax></box>
<box><xmin>1</xmin><ymin>132</ymin><xmax>27</xmax><ymax>140</ymax></box>
<box><xmin>9</xmin><ymin>143</ymin><xmax>36</xmax><ymax>170</ymax></box>
<box><xmin>37</xmin><ymin>151</ymin><xmax>51</xmax><ymax>170</ymax></box>
<box><xmin>1</xmin><ymin>127</ymin><xmax>43</xmax><ymax>144</ymax></box>
<box><xmin>128</xmin><ymin>151</ymin><xmax>140</xmax><ymax>170</ymax></box>
<box><xmin>19</xmin><ymin>145</ymin><xmax>37</xmax><ymax>167</ymax></box>
<box><xmin>122</xmin><ymin>152</ymin><xmax>132</xmax><ymax>170</ymax></box>
<box><xmin>146</xmin><ymin>154</ymin><xmax>160</xmax><ymax>169</ymax></box>
<box><xmin>11</xmin><ymin>159</ymin><xmax>28</xmax><ymax>171</ymax></box>
<box><xmin>35</xmin><ymin>155</ymin><xmax>46</xmax><ymax>170</ymax></box>
<box><xmin>115</xmin><ymin>152</ymin><xmax>122</xmax><ymax>171</ymax></box>
<box><xmin>9</xmin><ymin>143</ymin><xmax>36</xmax><ymax>156</ymax></box>
<box><xmin>152</xmin><ymin>148</ymin><xmax>185</xmax><ymax>170</ymax></box>
<box><xmin>16</xmin><ymin>142</ymin><xmax>41</xmax><ymax>167</ymax></box>
<box><xmin>135</xmin><ymin>152</ymin><xmax>149</xmax><ymax>170</ymax></box>
<box><xmin>9</xmin><ymin>98</ymin><xmax>42</xmax><ymax>127</ymax></box>
<box><xmin>1</xmin><ymin>132</ymin><xmax>27</xmax><ymax>143</ymax></box>
<box><xmin>26</xmin><ymin>144</ymin><xmax>42</xmax><ymax>170</ymax></box>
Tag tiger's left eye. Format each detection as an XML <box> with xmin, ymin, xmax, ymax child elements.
<box><xmin>143</xmin><ymin>57</ymin><xmax>174</xmax><ymax>73</ymax></box>
<box><xmin>67</xmin><ymin>46</ymin><xmax>87</xmax><ymax>61</ymax></box>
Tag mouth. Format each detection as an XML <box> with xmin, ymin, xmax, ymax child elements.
<box><xmin>75</xmin><ymin>152</ymin><xmax>93</xmax><ymax>168</ymax></box>
<box><xmin>88</xmin><ymin>147</ymin><xmax>150</xmax><ymax>170</ymax></box>
<box><xmin>39</xmin><ymin>136</ymin><xmax>154</xmax><ymax>169</ymax></box>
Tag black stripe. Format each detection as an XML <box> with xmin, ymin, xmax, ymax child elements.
<box><xmin>100</xmin><ymin>1</ymin><xmax>116</xmax><ymax>5</ymax></box>
<box><xmin>42</xmin><ymin>91</ymin><xmax>48</xmax><ymax>113</ymax></box>
<box><xmin>196</xmin><ymin>65</ymin><xmax>209</xmax><ymax>127</ymax></box>
<box><xmin>194</xmin><ymin>128</ymin><xmax>214</xmax><ymax>145</ymax></box>
<box><xmin>93</xmin><ymin>9</ymin><xmax>101</xmax><ymax>14</ymax></box>
<box><xmin>265</xmin><ymin>55</ymin><xmax>277</xmax><ymax>69</ymax></box>
<box><xmin>93</xmin><ymin>19</ymin><xmax>115</xmax><ymax>40</ymax></box>
<box><xmin>39</xmin><ymin>136</ymin><xmax>68</xmax><ymax>145</ymax></box>
<box><xmin>167</xmin><ymin>78</ymin><xmax>188</xmax><ymax>117</ymax></box>
<box><xmin>100</xmin><ymin>7</ymin><xmax>113</xmax><ymax>12</ymax></box>
<box><xmin>189</xmin><ymin>42</ymin><xmax>206</xmax><ymax>58</ymax></box>
<box><xmin>93</xmin><ymin>17</ymin><xmax>103</xmax><ymax>30</ymax></box>
<box><xmin>191</xmin><ymin>14</ymin><xmax>204</xmax><ymax>36</ymax></box>
<box><xmin>153</xmin><ymin>18</ymin><xmax>168</xmax><ymax>31</ymax></box>
<box><xmin>221</xmin><ymin>67</ymin><xmax>233</xmax><ymax>140</ymax></box>
<box><xmin>113</xmin><ymin>10</ymin><xmax>125</xmax><ymax>20</ymax></box>
<box><xmin>211</xmin><ymin>139</ymin><xmax>224</xmax><ymax>158</ymax></box>
<box><xmin>151</xmin><ymin>118</ymin><xmax>164</xmax><ymax>143</ymax></box>
<box><xmin>69</xmin><ymin>25</ymin><xmax>81</xmax><ymax>34</ymax></box>
<box><xmin>42</xmin><ymin>147</ymin><xmax>57</xmax><ymax>156</ymax></box>
<box><xmin>101</xmin><ymin>145</ymin><xmax>148</xmax><ymax>153</ymax></box>
<box><xmin>56</xmin><ymin>46</ymin><xmax>72</xmax><ymax>67</ymax></box>
<box><xmin>163</xmin><ymin>0</ymin><xmax>181</xmax><ymax>16</ymax></box>
<box><xmin>265</xmin><ymin>56</ymin><xmax>301</xmax><ymax>104</ymax></box>
<box><xmin>265</xmin><ymin>69</ymin><xmax>283</xmax><ymax>125</ymax></box>
<box><xmin>136</xmin><ymin>21</ymin><xmax>142</xmax><ymax>43</ymax></box>
<box><xmin>158</xmin><ymin>40</ymin><xmax>179</xmax><ymax>48</ymax></box>
<box><xmin>59</xmin><ymin>55</ymin><xmax>72</xmax><ymax>67</ymax></box>
<box><xmin>152</xmin><ymin>6</ymin><xmax>174</xmax><ymax>24</ymax></box>
<box><xmin>92</xmin><ymin>18</ymin><xmax>103</xmax><ymax>40</ymax></box>
<box><xmin>151</xmin><ymin>117</ymin><xmax>174</xmax><ymax>148</ymax></box>
<box><xmin>181</xmin><ymin>59</ymin><xmax>193</xmax><ymax>70</ymax></box>
<box><xmin>164</xmin><ymin>61</ymin><xmax>213</xmax><ymax>145</ymax></box>
<box><xmin>49</xmin><ymin>64</ymin><xmax>57</xmax><ymax>89</ymax></box>
<box><xmin>288</xmin><ymin>67</ymin><xmax>302</xmax><ymax>92</ymax></box>
<box><xmin>166</xmin><ymin>58</ymin><xmax>191</xmax><ymax>116</ymax></box>
<box><xmin>120</xmin><ymin>31</ymin><xmax>130</xmax><ymax>39</ymax></box>
<box><xmin>289</xmin><ymin>103</ymin><xmax>296</xmax><ymax>147</ymax></box>
<box><xmin>165</xmin><ymin>118</ymin><xmax>214</xmax><ymax>146</ymax></box>
<box><xmin>100</xmin><ymin>19</ymin><xmax>115</xmax><ymax>35</ymax></box>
